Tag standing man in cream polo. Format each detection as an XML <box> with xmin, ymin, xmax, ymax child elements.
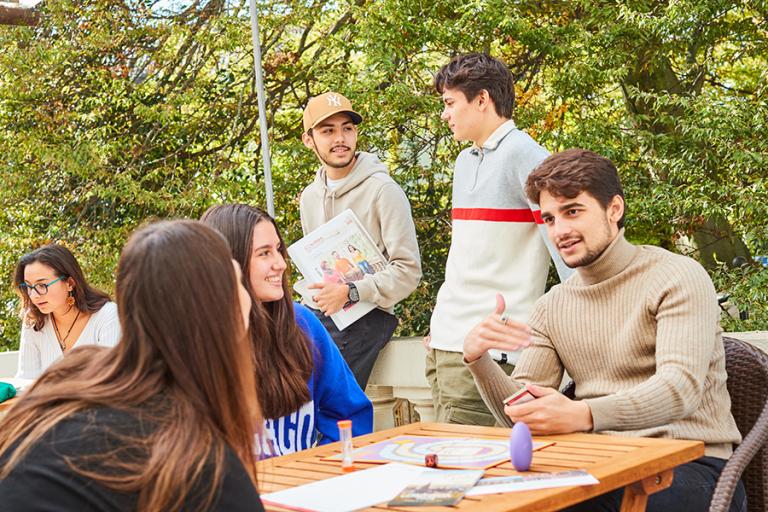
<box><xmin>426</xmin><ymin>53</ymin><xmax>571</xmax><ymax>426</ymax></box>
<box><xmin>300</xmin><ymin>92</ymin><xmax>422</xmax><ymax>390</ymax></box>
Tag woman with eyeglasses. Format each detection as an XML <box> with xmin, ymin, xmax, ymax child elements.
<box><xmin>13</xmin><ymin>244</ymin><xmax>120</xmax><ymax>379</ymax></box>
<box><xmin>0</xmin><ymin>220</ymin><xmax>264</xmax><ymax>511</ymax></box>
<box><xmin>201</xmin><ymin>204</ymin><xmax>372</xmax><ymax>457</ymax></box>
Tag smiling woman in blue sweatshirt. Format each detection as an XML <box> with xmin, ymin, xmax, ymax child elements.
<box><xmin>202</xmin><ymin>204</ymin><xmax>372</xmax><ymax>457</ymax></box>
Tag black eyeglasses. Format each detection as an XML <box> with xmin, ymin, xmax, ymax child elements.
<box><xmin>20</xmin><ymin>276</ymin><xmax>65</xmax><ymax>296</ymax></box>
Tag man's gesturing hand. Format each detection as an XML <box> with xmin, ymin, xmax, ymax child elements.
<box><xmin>463</xmin><ymin>294</ymin><xmax>532</xmax><ymax>363</ymax></box>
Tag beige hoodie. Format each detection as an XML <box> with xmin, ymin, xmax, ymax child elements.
<box><xmin>299</xmin><ymin>151</ymin><xmax>422</xmax><ymax>313</ymax></box>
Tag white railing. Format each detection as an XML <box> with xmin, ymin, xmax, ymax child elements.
<box><xmin>3</xmin><ymin>331</ymin><xmax>767</xmax><ymax>432</ymax></box>
<box><xmin>366</xmin><ymin>331</ymin><xmax>768</xmax><ymax>431</ymax></box>
<box><xmin>365</xmin><ymin>337</ymin><xmax>434</xmax><ymax>430</ymax></box>
<box><xmin>0</xmin><ymin>351</ymin><xmax>17</xmax><ymax>379</ymax></box>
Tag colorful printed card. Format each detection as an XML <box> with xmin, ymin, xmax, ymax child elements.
<box><xmin>324</xmin><ymin>435</ymin><xmax>554</xmax><ymax>470</ymax></box>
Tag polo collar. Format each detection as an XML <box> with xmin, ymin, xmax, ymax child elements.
<box><xmin>473</xmin><ymin>119</ymin><xmax>517</xmax><ymax>152</ymax></box>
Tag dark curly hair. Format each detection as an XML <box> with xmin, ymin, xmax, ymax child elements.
<box><xmin>434</xmin><ymin>53</ymin><xmax>515</xmax><ymax>118</ymax></box>
<box><xmin>525</xmin><ymin>148</ymin><xmax>626</xmax><ymax>229</ymax></box>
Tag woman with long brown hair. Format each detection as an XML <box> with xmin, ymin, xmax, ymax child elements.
<box><xmin>13</xmin><ymin>244</ymin><xmax>120</xmax><ymax>379</ymax></box>
<box><xmin>0</xmin><ymin>221</ymin><xmax>265</xmax><ymax>511</ymax></box>
<box><xmin>202</xmin><ymin>204</ymin><xmax>372</xmax><ymax>457</ymax></box>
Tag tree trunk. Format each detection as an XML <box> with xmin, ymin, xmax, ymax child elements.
<box><xmin>621</xmin><ymin>48</ymin><xmax>751</xmax><ymax>269</ymax></box>
<box><xmin>691</xmin><ymin>215</ymin><xmax>752</xmax><ymax>269</ymax></box>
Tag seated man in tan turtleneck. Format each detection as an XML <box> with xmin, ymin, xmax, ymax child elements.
<box><xmin>463</xmin><ymin>149</ymin><xmax>745</xmax><ymax>512</ymax></box>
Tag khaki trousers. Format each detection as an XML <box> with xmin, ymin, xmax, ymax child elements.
<box><xmin>425</xmin><ymin>348</ymin><xmax>514</xmax><ymax>426</ymax></box>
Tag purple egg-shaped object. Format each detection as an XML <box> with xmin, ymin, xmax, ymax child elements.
<box><xmin>510</xmin><ymin>421</ymin><xmax>533</xmax><ymax>471</ymax></box>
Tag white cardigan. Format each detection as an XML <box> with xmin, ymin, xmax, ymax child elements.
<box><xmin>15</xmin><ymin>301</ymin><xmax>121</xmax><ymax>379</ymax></box>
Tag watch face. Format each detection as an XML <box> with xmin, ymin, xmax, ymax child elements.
<box><xmin>348</xmin><ymin>284</ymin><xmax>360</xmax><ymax>302</ymax></box>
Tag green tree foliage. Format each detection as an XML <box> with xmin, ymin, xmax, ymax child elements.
<box><xmin>1</xmin><ymin>0</ymin><xmax>766</xmax><ymax>350</ymax></box>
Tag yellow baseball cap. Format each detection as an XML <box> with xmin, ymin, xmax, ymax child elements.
<box><xmin>302</xmin><ymin>92</ymin><xmax>363</xmax><ymax>133</ymax></box>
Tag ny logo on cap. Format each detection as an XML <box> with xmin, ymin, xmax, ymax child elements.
<box><xmin>326</xmin><ymin>94</ymin><xmax>342</xmax><ymax>107</ymax></box>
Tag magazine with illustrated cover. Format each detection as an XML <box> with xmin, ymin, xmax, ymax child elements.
<box><xmin>387</xmin><ymin>469</ymin><xmax>484</xmax><ymax>507</ymax></box>
<box><xmin>289</xmin><ymin>209</ymin><xmax>387</xmax><ymax>331</ymax></box>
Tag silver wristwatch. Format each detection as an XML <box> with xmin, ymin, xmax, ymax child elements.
<box><xmin>347</xmin><ymin>283</ymin><xmax>360</xmax><ymax>303</ymax></box>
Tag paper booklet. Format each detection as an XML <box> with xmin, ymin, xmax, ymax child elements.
<box><xmin>467</xmin><ymin>469</ymin><xmax>599</xmax><ymax>496</ymax></box>
<box><xmin>288</xmin><ymin>209</ymin><xmax>387</xmax><ymax>331</ymax></box>
<box><xmin>388</xmin><ymin>469</ymin><xmax>484</xmax><ymax>507</ymax></box>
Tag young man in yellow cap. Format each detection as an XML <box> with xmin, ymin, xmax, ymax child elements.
<box><xmin>300</xmin><ymin>92</ymin><xmax>422</xmax><ymax>389</ymax></box>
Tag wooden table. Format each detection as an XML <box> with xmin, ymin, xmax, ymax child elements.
<box><xmin>256</xmin><ymin>422</ymin><xmax>704</xmax><ymax>512</ymax></box>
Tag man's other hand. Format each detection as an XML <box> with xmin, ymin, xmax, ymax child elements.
<box><xmin>309</xmin><ymin>282</ymin><xmax>350</xmax><ymax>315</ymax></box>
<box><xmin>504</xmin><ymin>384</ymin><xmax>593</xmax><ymax>434</ymax></box>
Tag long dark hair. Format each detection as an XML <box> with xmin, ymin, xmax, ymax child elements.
<box><xmin>201</xmin><ymin>204</ymin><xmax>313</xmax><ymax>418</ymax></box>
<box><xmin>0</xmin><ymin>221</ymin><xmax>261</xmax><ymax>511</ymax></box>
<box><xmin>13</xmin><ymin>244</ymin><xmax>110</xmax><ymax>331</ymax></box>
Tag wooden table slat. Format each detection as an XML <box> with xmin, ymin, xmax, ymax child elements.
<box><xmin>258</xmin><ymin>474</ymin><xmax>314</xmax><ymax>487</ymax></box>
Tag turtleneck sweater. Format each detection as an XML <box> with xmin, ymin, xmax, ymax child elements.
<box><xmin>467</xmin><ymin>231</ymin><xmax>741</xmax><ymax>459</ymax></box>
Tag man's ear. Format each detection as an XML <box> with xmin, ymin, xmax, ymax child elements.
<box><xmin>476</xmin><ymin>89</ymin><xmax>493</xmax><ymax>113</ymax></box>
<box><xmin>301</xmin><ymin>131</ymin><xmax>314</xmax><ymax>149</ymax></box>
<box><xmin>608</xmin><ymin>195</ymin><xmax>625</xmax><ymax>225</ymax></box>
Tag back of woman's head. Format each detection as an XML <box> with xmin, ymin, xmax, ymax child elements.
<box><xmin>201</xmin><ymin>204</ymin><xmax>314</xmax><ymax>418</ymax></box>
<box><xmin>1</xmin><ymin>220</ymin><xmax>260</xmax><ymax>511</ymax></box>
<box><xmin>14</xmin><ymin>244</ymin><xmax>110</xmax><ymax>330</ymax></box>
<box><xmin>116</xmin><ymin>220</ymin><xmax>258</xmax><ymax>427</ymax></box>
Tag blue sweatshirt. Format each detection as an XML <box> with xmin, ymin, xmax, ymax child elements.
<box><xmin>261</xmin><ymin>303</ymin><xmax>373</xmax><ymax>456</ymax></box>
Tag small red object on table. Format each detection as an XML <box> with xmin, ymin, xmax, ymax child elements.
<box><xmin>424</xmin><ymin>453</ymin><xmax>438</xmax><ymax>468</ymax></box>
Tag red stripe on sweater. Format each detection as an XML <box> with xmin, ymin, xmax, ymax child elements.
<box><xmin>452</xmin><ymin>208</ymin><xmax>544</xmax><ymax>224</ymax></box>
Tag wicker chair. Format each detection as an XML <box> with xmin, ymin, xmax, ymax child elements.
<box><xmin>709</xmin><ymin>336</ymin><xmax>768</xmax><ymax>512</ymax></box>
<box><xmin>559</xmin><ymin>337</ymin><xmax>768</xmax><ymax>512</ymax></box>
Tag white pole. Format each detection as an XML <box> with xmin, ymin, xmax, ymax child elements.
<box><xmin>248</xmin><ymin>0</ymin><xmax>275</xmax><ymax>217</ymax></box>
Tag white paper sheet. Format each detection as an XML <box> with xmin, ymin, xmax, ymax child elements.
<box><xmin>261</xmin><ymin>463</ymin><xmax>435</xmax><ymax>512</ymax></box>
<box><xmin>467</xmin><ymin>469</ymin><xmax>599</xmax><ymax>496</ymax></box>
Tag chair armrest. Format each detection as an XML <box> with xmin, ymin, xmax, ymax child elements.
<box><xmin>709</xmin><ymin>386</ymin><xmax>768</xmax><ymax>512</ymax></box>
